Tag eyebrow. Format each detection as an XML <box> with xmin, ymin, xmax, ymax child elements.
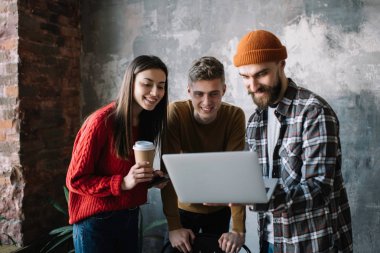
<box><xmin>239</xmin><ymin>68</ymin><xmax>269</xmax><ymax>78</ymax></box>
<box><xmin>143</xmin><ymin>77</ymin><xmax>166</xmax><ymax>84</ymax></box>
<box><xmin>192</xmin><ymin>90</ymin><xmax>221</xmax><ymax>94</ymax></box>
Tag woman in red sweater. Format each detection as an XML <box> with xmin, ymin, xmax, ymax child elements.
<box><xmin>66</xmin><ymin>55</ymin><xmax>168</xmax><ymax>253</ymax></box>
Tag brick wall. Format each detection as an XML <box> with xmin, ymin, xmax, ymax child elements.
<box><xmin>0</xmin><ymin>0</ymin><xmax>22</xmax><ymax>245</ymax></box>
<box><xmin>0</xmin><ymin>0</ymin><xmax>81</xmax><ymax>246</ymax></box>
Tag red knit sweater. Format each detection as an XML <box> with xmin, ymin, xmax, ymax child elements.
<box><xmin>66</xmin><ymin>103</ymin><xmax>147</xmax><ymax>224</ymax></box>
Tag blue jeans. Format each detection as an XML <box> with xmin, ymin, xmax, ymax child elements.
<box><xmin>261</xmin><ymin>241</ymin><xmax>274</xmax><ymax>253</ymax></box>
<box><xmin>73</xmin><ymin>207</ymin><xmax>139</xmax><ymax>253</ymax></box>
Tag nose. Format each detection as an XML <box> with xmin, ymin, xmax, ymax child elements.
<box><xmin>150</xmin><ymin>85</ymin><xmax>158</xmax><ymax>96</ymax></box>
<box><xmin>203</xmin><ymin>94</ymin><xmax>211</xmax><ymax>105</ymax></box>
<box><xmin>247</xmin><ymin>78</ymin><xmax>258</xmax><ymax>93</ymax></box>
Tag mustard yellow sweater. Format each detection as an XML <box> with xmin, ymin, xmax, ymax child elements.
<box><xmin>161</xmin><ymin>100</ymin><xmax>246</xmax><ymax>233</ymax></box>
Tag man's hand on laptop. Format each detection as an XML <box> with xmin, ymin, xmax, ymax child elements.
<box><xmin>169</xmin><ymin>228</ymin><xmax>195</xmax><ymax>252</ymax></box>
<box><xmin>218</xmin><ymin>231</ymin><xmax>245</xmax><ymax>253</ymax></box>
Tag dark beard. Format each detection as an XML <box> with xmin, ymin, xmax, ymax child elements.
<box><xmin>250</xmin><ymin>77</ymin><xmax>282</xmax><ymax>109</ymax></box>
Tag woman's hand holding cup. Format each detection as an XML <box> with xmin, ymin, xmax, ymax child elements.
<box><xmin>121</xmin><ymin>161</ymin><xmax>154</xmax><ymax>190</ymax></box>
<box><xmin>121</xmin><ymin>141</ymin><xmax>156</xmax><ymax>190</ymax></box>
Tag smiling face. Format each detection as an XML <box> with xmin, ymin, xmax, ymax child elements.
<box><xmin>133</xmin><ymin>68</ymin><xmax>167</xmax><ymax>112</ymax></box>
<box><xmin>238</xmin><ymin>61</ymin><xmax>286</xmax><ymax>109</ymax></box>
<box><xmin>188</xmin><ymin>78</ymin><xmax>226</xmax><ymax>124</ymax></box>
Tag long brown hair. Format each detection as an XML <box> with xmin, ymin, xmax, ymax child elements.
<box><xmin>113</xmin><ymin>55</ymin><xmax>168</xmax><ymax>159</ymax></box>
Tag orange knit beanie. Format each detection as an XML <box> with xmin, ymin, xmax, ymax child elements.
<box><xmin>233</xmin><ymin>30</ymin><xmax>287</xmax><ymax>67</ymax></box>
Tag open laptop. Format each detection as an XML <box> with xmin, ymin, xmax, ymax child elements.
<box><xmin>162</xmin><ymin>151</ymin><xmax>278</xmax><ymax>204</ymax></box>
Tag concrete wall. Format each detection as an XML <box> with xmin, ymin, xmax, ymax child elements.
<box><xmin>81</xmin><ymin>0</ymin><xmax>380</xmax><ymax>252</ymax></box>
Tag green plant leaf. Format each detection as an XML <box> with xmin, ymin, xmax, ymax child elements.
<box><xmin>143</xmin><ymin>219</ymin><xmax>167</xmax><ymax>235</ymax></box>
<box><xmin>41</xmin><ymin>233</ymin><xmax>73</xmax><ymax>253</ymax></box>
<box><xmin>37</xmin><ymin>185</ymin><xmax>74</xmax><ymax>253</ymax></box>
<box><xmin>63</xmin><ymin>186</ymin><xmax>69</xmax><ymax>203</ymax></box>
<box><xmin>49</xmin><ymin>198</ymin><xmax>68</xmax><ymax>216</ymax></box>
<box><xmin>49</xmin><ymin>225</ymin><xmax>73</xmax><ymax>236</ymax></box>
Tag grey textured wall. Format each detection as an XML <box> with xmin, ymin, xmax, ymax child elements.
<box><xmin>81</xmin><ymin>0</ymin><xmax>380</xmax><ymax>252</ymax></box>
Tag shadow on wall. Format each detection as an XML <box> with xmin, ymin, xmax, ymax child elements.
<box><xmin>332</xmin><ymin>89</ymin><xmax>380</xmax><ymax>252</ymax></box>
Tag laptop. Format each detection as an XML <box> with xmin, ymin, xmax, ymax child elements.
<box><xmin>162</xmin><ymin>151</ymin><xmax>278</xmax><ymax>204</ymax></box>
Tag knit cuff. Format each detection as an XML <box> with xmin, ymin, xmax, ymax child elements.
<box><xmin>110</xmin><ymin>175</ymin><xmax>123</xmax><ymax>196</ymax></box>
<box><xmin>166</xmin><ymin>216</ymin><xmax>183</xmax><ymax>231</ymax></box>
<box><xmin>231</xmin><ymin>206</ymin><xmax>246</xmax><ymax>233</ymax></box>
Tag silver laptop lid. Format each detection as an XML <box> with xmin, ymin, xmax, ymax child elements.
<box><xmin>162</xmin><ymin>151</ymin><xmax>277</xmax><ymax>204</ymax></box>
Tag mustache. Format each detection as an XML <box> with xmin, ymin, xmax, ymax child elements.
<box><xmin>247</xmin><ymin>85</ymin><xmax>272</xmax><ymax>95</ymax></box>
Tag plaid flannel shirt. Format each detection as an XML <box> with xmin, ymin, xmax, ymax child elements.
<box><xmin>246</xmin><ymin>80</ymin><xmax>353</xmax><ymax>253</ymax></box>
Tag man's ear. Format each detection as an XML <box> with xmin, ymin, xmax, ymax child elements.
<box><xmin>222</xmin><ymin>84</ymin><xmax>226</xmax><ymax>96</ymax></box>
<box><xmin>187</xmin><ymin>85</ymin><xmax>191</xmax><ymax>94</ymax></box>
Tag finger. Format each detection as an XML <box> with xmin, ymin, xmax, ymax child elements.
<box><xmin>218</xmin><ymin>235</ymin><xmax>225</xmax><ymax>248</ymax></box>
<box><xmin>154</xmin><ymin>181</ymin><xmax>168</xmax><ymax>189</ymax></box>
<box><xmin>131</xmin><ymin>168</ymin><xmax>148</xmax><ymax>176</ymax></box>
<box><xmin>183</xmin><ymin>241</ymin><xmax>192</xmax><ymax>252</ymax></box>
<box><xmin>134</xmin><ymin>172</ymin><xmax>154</xmax><ymax>180</ymax></box>
<box><xmin>154</xmin><ymin>170</ymin><xmax>164</xmax><ymax>177</ymax></box>
<box><xmin>135</xmin><ymin>166</ymin><xmax>154</xmax><ymax>173</ymax></box>
<box><xmin>134</xmin><ymin>168</ymin><xmax>154</xmax><ymax>176</ymax></box>
<box><xmin>227</xmin><ymin>246</ymin><xmax>236</xmax><ymax>253</ymax></box>
<box><xmin>134</xmin><ymin>161</ymin><xmax>151</xmax><ymax>167</ymax></box>
<box><xmin>188</xmin><ymin>230</ymin><xmax>196</xmax><ymax>241</ymax></box>
<box><xmin>178</xmin><ymin>244</ymin><xmax>187</xmax><ymax>253</ymax></box>
<box><xmin>222</xmin><ymin>239</ymin><xmax>231</xmax><ymax>252</ymax></box>
<box><xmin>225</xmin><ymin>241</ymin><xmax>233</xmax><ymax>253</ymax></box>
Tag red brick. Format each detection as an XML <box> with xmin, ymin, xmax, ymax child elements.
<box><xmin>0</xmin><ymin>175</ymin><xmax>11</xmax><ymax>185</ymax></box>
<box><xmin>4</xmin><ymin>85</ymin><xmax>18</xmax><ymax>97</ymax></box>
<box><xmin>0</xmin><ymin>120</ymin><xmax>13</xmax><ymax>129</ymax></box>
<box><xmin>0</xmin><ymin>132</ymin><xmax>6</xmax><ymax>141</ymax></box>
<box><xmin>1</xmin><ymin>0</ymin><xmax>81</xmax><ymax>247</ymax></box>
<box><xmin>0</xmin><ymin>38</ymin><xmax>18</xmax><ymax>50</ymax></box>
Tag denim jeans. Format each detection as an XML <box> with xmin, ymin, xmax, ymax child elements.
<box><xmin>261</xmin><ymin>241</ymin><xmax>274</xmax><ymax>253</ymax></box>
<box><xmin>73</xmin><ymin>207</ymin><xmax>139</xmax><ymax>253</ymax></box>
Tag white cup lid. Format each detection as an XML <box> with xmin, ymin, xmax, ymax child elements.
<box><xmin>133</xmin><ymin>141</ymin><xmax>155</xmax><ymax>151</ymax></box>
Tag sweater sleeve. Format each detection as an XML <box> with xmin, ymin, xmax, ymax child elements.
<box><xmin>160</xmin><ymin>103</ymin><xmax>183</xmax><ymax>231</ymax></box>
<box><xmin>226</xmin><ymin>107</ymin><xmax>247</xmax><ymax>233</ymax></box>
<box><xmin>66</xmin><ymin>111</ymin><xmax>124</xmax><ymax>197</ymax></box>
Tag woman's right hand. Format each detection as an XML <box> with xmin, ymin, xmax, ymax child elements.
<box><xmin>121</xmin><ymin>161</ymin><xmax>154</xmax><ymax>190</ymax></box>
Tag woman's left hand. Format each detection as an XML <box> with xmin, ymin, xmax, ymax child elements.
<box><xmin>150</xmin><ymin>170</ymin><xmax>169</xmax><ymax>189</ymax></box>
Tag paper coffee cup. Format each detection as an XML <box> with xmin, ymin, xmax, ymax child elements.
<box><xmin>133</xmin><ymin>141</ymin><xmax>155</xmax><ymax>167</ymax></box>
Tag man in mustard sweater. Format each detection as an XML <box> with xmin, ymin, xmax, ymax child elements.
<box><xmin>161</xmin><ymin>56</ymin><xmax>246</xmax><ymax>253</ymax></box>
